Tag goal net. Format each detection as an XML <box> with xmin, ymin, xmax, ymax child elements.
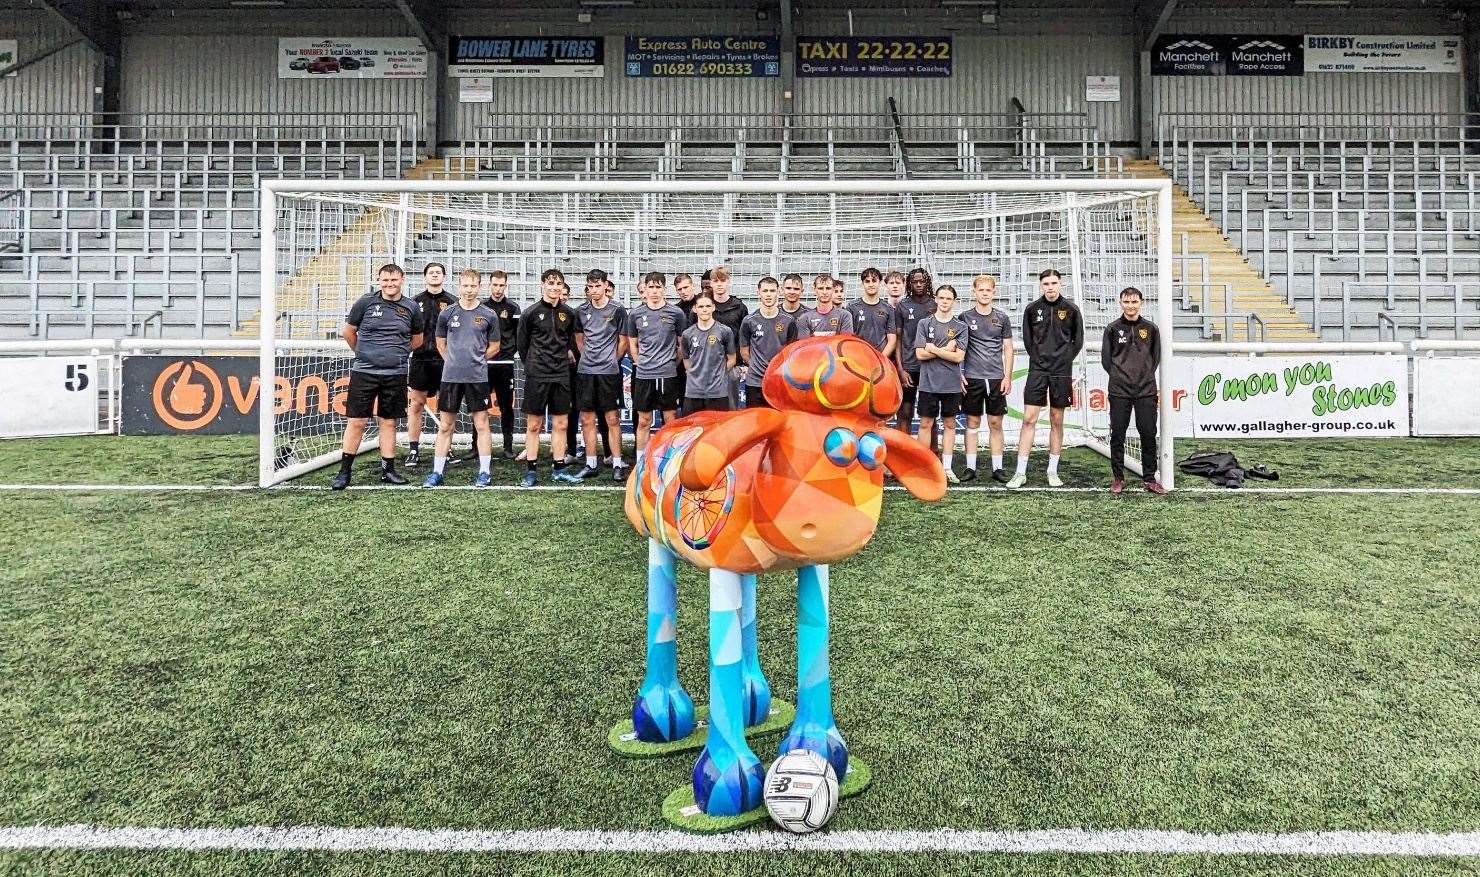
<box><xmin>258</xmin><ymin>180</ymin><xmax>1173</xmax><ymax>487</ymax></box>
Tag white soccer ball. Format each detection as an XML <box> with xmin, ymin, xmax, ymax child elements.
<box><xmin>764</xmin><ymin>749</ymin><xmax>839</xmax><ymax>833</ymax></box>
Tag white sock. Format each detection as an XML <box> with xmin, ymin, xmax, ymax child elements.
<box><xmin>966</xmin><ymin>452</ymin><xmax>977</xmax><ymax>470</ymax></box>
<box><xmin>586</xmin><ymin>455</ymin><xmax>598</xmax><ymax>469</ymax></box>
<box><xmin>942</xmin><ymin>451</ymin><xmax>953</xmax><ymax>469</ymax></box>
<box><xmin>1015</xmin><ymin>454</ymin><xmax>1029</xmax><ymax>476</ymax></box>
<box><xmin>433</xmin><ymin>455</ymin><xmax>447</xmax><ymax>474</ymax></box>
<box><xmin>1047</xmin><ymin>454</ymin><xmax>1060</xmax><ymax>475</ymax></box>
<box><xmin>992</xmin><ymin>453</ymin><xmax>1003</xmax><ymax>472</ymax></box>
<box><xmin>611</xmin><ymin>454</ymin><xmax>624</xmax><ymax>467</ymax></box>
<box><xmin>478</xmin><ymin>454</ymin><xmax>491</xmax><ymax>474</ymax></box>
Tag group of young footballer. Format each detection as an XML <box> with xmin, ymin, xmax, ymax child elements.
<box><xmin>330</xmin><ymin>261</ymin><xmax>1165</xmax><ymax>495</ymax></box>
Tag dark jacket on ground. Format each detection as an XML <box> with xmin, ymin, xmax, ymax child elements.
<box><xmin>516</xmin><ymin>298</ymin><xmax>580</xmax><ymax>384</ymax></box>
<box><xmin>1100</xmin><ymin>315</ymin><xmax>1161</xmax><ymax>399</ymax></box>
<box><xmin>411</xmin><ymin>290</ymin><xmax>456</xmax><ymax>359</ymax></box>
<box><xmin>1022</xmin><ymin>294</ymin><xmax>1084</xmax><ymax>376</ymax></box>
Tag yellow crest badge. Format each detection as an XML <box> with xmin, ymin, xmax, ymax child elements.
<box><xmin>557</xmin><ymin>312</ymin><xmax>567</xmax><ymax>323</ymax></box>
<box><xmin>1057</xmin><ymin>309</ymin><xmax>1068</xmax><ymax>320</ymax></box>
<box><xmin>1137</xmin><ymin>327</ymin><xmax>1148</xmax><ymax>340</ymax></box>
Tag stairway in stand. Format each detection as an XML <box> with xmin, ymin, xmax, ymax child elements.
<box><xmin>1124</xmin><ymin>159</ymin><xmax>1316</xmax><ymax>341</ymax></box>
<box><xmin>237</xmin><ymin>158</ymin><xmax>456</xmax><ymax>341</ymax></box>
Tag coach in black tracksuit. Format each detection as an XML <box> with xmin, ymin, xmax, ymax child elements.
<box><xmin>1008</xmin><ymin>268</ymin><xmax>1085</xmax><ymax>488</ymax></box>
<box><xmin>1101</xmin><ymin>286</ymin><xmax>1163</xmax><ymax>492</ymax></box>
<box><xmin>483</xmin><ymin>274</ymin><xmax>520</xmax><ymax>457</ymax></box>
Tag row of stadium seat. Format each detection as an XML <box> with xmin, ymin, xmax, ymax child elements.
<box><xmin>1159</xmin><ymin>133</ymin><xmax>1480</xmax><ymax>342</ymax></box>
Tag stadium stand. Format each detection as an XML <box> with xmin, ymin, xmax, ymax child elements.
<box><xmin>1158</xmin><ymin>112</ymin><xmax>1480</xmax><ymax>341</ymax></box>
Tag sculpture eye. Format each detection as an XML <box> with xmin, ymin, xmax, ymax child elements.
<box><xmin>823</xmin><ymin>427</ymin><xmax>858</xmax><ymax>467</ymax></box>
<box><xmin>857</xmin><ymin>432</ymin><xmax>886</xmax><ymax>470</ymax></box>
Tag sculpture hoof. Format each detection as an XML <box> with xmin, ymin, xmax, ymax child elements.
<box><xmin>741</xmin><ymin>673</ymin><xmax>773</xmax><ymax>728</ymax></box>
<box><xmin>693</xmin><ymin>747</ymin><xmax>766</xmax><ymax>816</ymax></box>
<box><xmin>633</xmin><ymin>685</ymin><xmax>697</xmax><ymax>743</ymax></box>
<box><xmin>779</xmin><ymin>721</ymin><xmax>848</xmax><ymax>780</ymax></box>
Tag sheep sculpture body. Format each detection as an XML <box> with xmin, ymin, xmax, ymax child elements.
<box><xmin>624</xmin><ymin>334</ymin><xmax>947</xmax><ymax>816</ymax></box>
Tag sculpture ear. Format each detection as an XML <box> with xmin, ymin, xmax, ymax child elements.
<box><xmin>879</xmin><ymin>427</ymin><xmax>947</xmax><ymax>501</ymax></box>
<box><xmin>679</xmin><ymin>408</ymin><xmax>789</xmax><ymax>491</ymax></box>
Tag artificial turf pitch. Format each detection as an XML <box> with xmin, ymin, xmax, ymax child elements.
<box><xmin>0</xmin><ymin>436</ymin><xmax>1477</xmax><ymax>875</ymax></box>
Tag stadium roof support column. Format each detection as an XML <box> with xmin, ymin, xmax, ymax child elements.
<box><xmin>1465</xmin><ymin>9</ymin><xmax>1480</xmax><ymax>153</ymax></box>
<box><xmin>39</xmin><ymin>0</ymin><xmax>121</xmax><ymax>123</ymax></box>
<box><xmin>394</xmin><ymin>0</ymin><xmax>448</xmax><ymax>157</ymax></box>
<box><xmin>1135</xmin><ymin>0</ymin><xmax>1177</xmax><ymax>158</ymax></box>
<box><xmin>780</xmin><ymin>0</ymin><xmax>795</xmax><ymax>119</ymax></box>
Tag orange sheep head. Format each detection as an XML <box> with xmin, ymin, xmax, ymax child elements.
<box><xmin>762</xmin><ymin>335</ymin><xmax>902</xmax><ymax>418</ymax></box>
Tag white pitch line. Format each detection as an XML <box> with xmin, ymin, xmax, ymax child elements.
<box><xmin>0</xmin><ymin>825</ymin><xmax>1477</xmax><ymax>858</ymax></box>
<box><xmin>2</xmin><ymin>483</ymin><xmax>1480</xmax><ymax>496</ymax></box>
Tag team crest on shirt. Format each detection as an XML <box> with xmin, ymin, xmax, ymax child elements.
<box><xmin>707</xmin><ymin>334</ymin><xmax>717</xmax><ymax>345</ymax></box>
<box><xmin>557</xmin><ymin>312</ymin><xmax>567</xmax><ymax>323</ymax></box>
<box><xmin>474</xmin><ymin>317</ymin><xmax>486</xmax><ymax>327</ymax></box>
<box><xmin>1138</xmin><ymin>327</ymin><xmax>1149</xmax><ymax>340</ymax></box>
<box><xmin>1057</xmin><ymin>309</ymin><xmax>1068</xmax><ymax>320</ymax></box>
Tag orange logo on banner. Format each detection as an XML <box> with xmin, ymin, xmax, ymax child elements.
<box><xmin>153</xmin><ymin>360</ymin><xmax>223</xmax><ymax>431</ymax></box>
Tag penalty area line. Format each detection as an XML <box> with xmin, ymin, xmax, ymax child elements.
<box><xmin>0</xmin><ymin>825</ymin><xmax>1477</xmax><ymax>858</ymax></box>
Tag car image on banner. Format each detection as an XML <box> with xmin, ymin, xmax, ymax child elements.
<box><xmin>277</xmin><ymin>37</ymin><xmax>428</xmax><ymax>78</ymax></box>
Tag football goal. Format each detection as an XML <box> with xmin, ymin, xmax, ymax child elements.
<box><xmin>258</xmin><ymin>178</ymin><xmax>1175</xmax><ymax>488</ymax></box>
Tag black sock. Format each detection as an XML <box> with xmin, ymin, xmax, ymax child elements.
<box><xmin>338</xmin><ymin>453</ymin><xmax>354</xmax><ymax>475</ymax></box>
<box><xmin>409</xmin><ymin>441</ymin><xmax>419</xmax><ymax>452</ymax></box>
<box><xmin>526</xmin><ymin>461</ymin><xmax>536</xmax><ymax>472</ymax></box>
<box><xmin>381</xmin><ymin>456</ymin><xmax>395</xmax><ymax>471</ymax></box>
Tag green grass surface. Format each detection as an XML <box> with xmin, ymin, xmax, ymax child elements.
<box><xmin>1</xmin><ymin>462</ymin><xmax>1478</xmax><ymax>874</ymax></box>
<box><xmin>3</xmin><ymin>434</ymin><xmax>1480</xmax><ymax>488</ymax></box>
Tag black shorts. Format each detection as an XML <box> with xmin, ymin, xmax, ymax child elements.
<box><xmin>438</xmin><ymin>381</ymin><xmax>491</xmax><ymax>415</ymax></box>
<box><xmin>522</xmin><ymin>379</ymin><xmax>572</xmax><ymax>416</ymax></box>
<box><xmin>743</xmin><ymin>386</ymin><xmax>772</xmax><ymax>408</ymax></box>
<box><xmin>346</xmin><ymin>370</ymin><xmax>408</xmax><ymax>420</ymax></box>
<box><xmin>963</xmin><ymin>378</ymin><xmax>1009</xmax><ymax>418</ymax></box>
<box><xmin>685</xmin><ymin>396</ymin><xmax>732</xmax><ymax>414</ymax></box>
<box><xmin>632</xmin><ymin>376</ymin><xmax>681</xmax><ymax>413</ymax></box>
<box><xmin>576</xmin><ymin>372</ymin><xmax>624</xmax><ymax>412</ymax></box>
<box><xmin>900</xmin><ymin>370</ymin><xmax>921</xmax><ymax>407</ymax></box>
<box><xmin>407</xmin><ymin>358</ymin><xmax>443</xmax><ymax>394</ymax></box>
<box><xmin>1024</xmin><ymin>372</ymin><xmax>1073</xmax><ymax>409</ymax></box>
<box><xmin>916</xmin><ymin>390</ymin><xmax>962</xmax><ymax>420</ymax></box>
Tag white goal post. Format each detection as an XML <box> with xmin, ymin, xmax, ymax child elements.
<box><xmin>258</xmin><ymin>177</ymin><xmax>1175</xmax><ymax>489</ymax></box>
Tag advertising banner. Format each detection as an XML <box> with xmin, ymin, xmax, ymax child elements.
<box><xmin>796</xmin><ymin>36</ymin><xmax>951</xmax><ymax>77</ymax></box>
<box><xmin>1413</xmin><ymin>357</ymin><xmax>1480</xmax><ymax>435</ymax></box>
<box><xmin>1190</xmin><ymin>355</ymin><xmax>1408</xmax><ymax>438</ymax></box>
<box><xmin>624</xmin><ymin>35</ymin><xmax>780</xmax><ymax>77</ymax></box>
<box><xmin>0</xmin><ymin>356</ymin><xmax>103</xmax><ymax>438</ymax></box>
<box><xmin>448</xmin><ymin>36</ymin><xmax>604</xmax><ymax>78</ymax></box>
<box><xmin>1304</xmin><ymin>34</ymin><xmax>1460</xmax><ymax>73</ymax></box>
<box><xmin>1151</xmin><ymin>34</ymin><xmax>1303</xmax><ymax>76</ymax></box>
<box><xmin>277</xmin><ymin>37</ymin><xmax>427</xmax><ymax>78</ymax></box>
<box><xmin>459</xmin><ymin>77</ymin><xmax>493</xmax><ymax>103</ymax></box>
<box><xmin>122</xmin><ymin>355</ymin><xmax>355</xmax><ymax>436</ymax></box>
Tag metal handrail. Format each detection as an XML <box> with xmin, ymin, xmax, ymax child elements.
<box><xmin>1377</xmin><ymin>311</ymin><xmax>1397</xmax><ymax>341</ymax></box>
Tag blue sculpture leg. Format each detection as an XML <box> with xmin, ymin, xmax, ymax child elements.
<box><xmin>633</xmin><ymin>539</ymin><xmax>696</xmax><ymax>743</ymax></box>
<box><xmin>779</xmin><ymin>563</ymin><xmax>848</xmax><ymax>779</ymax></box>
<box><xmin>693</xmin><ymin>568</ymin><xmax>765</xmax><ymax>816</ymax></box>
<box><xmin>739</xmin><ymin>572</ymin><xmax>772</xmax><ymax>727</ymax></box>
